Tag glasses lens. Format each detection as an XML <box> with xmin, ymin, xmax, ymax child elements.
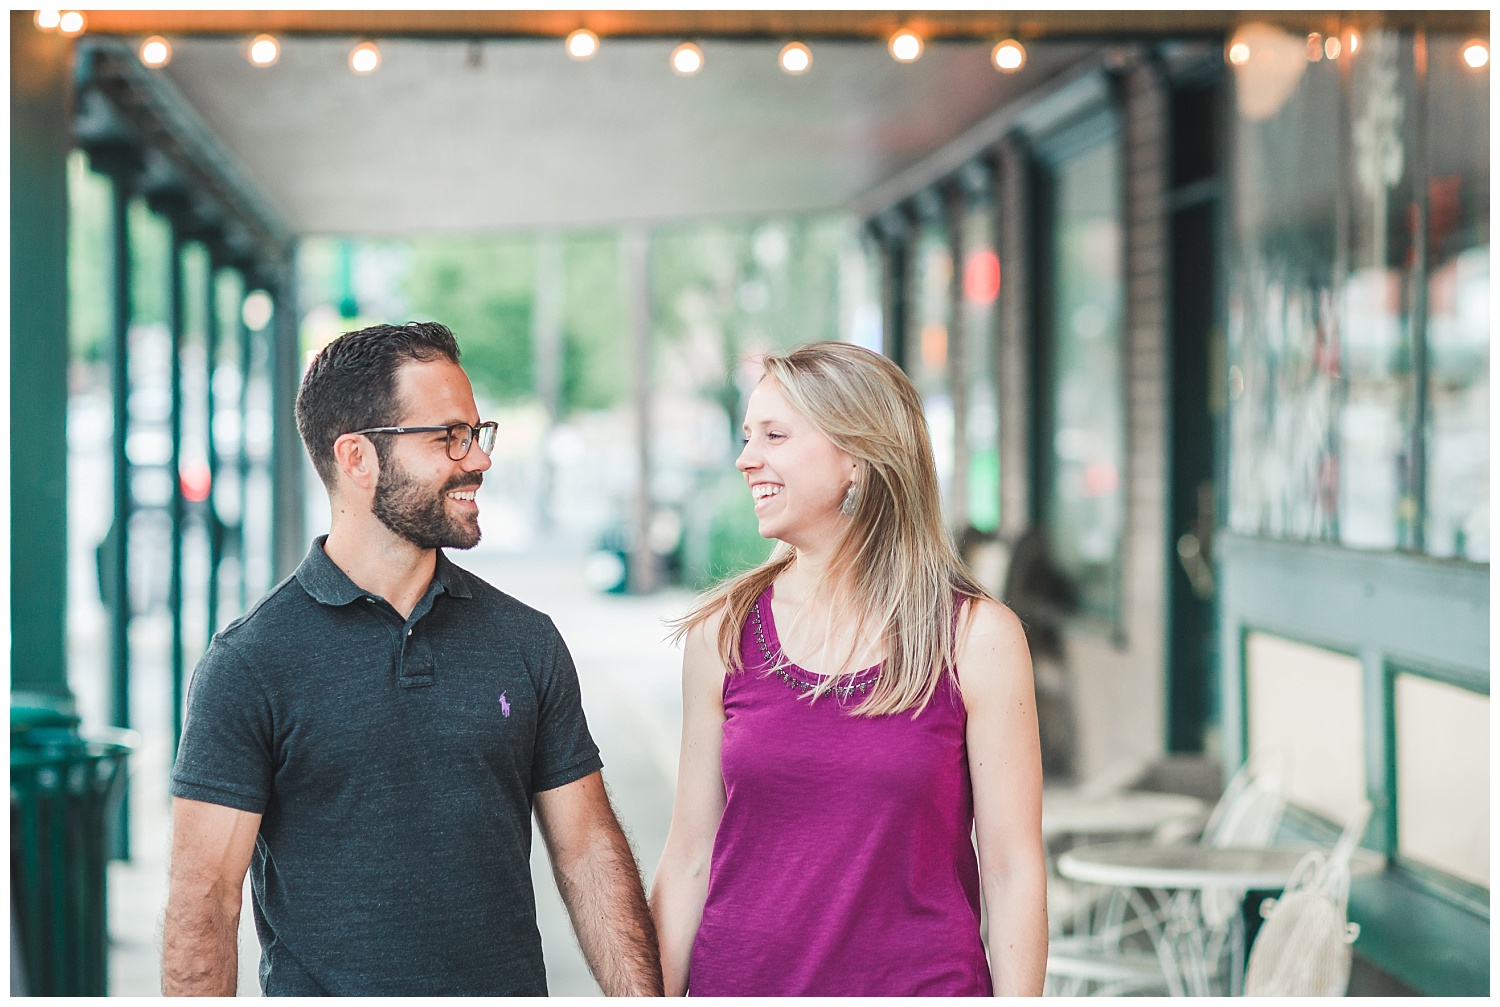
<box><xmin>477</xmin><ymin>423</ymin><xmax>497</xmax><ymax>456</ymax></box>
<box><xmin>448</xmin><ymin>424</ymin><xmax>474</xmax><ymax>460</ymax></box>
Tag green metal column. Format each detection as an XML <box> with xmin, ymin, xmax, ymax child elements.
<box><xmin>236</xmin><ymin>281</ymin><xmax>252</xmax><ymax>612</ymax></box>
<box><xmin>9</xmin><ymin>12</ymin><xmax>72</xmax><ymax>700</ymax></box>
<box><xmin>104</xmin><ymin>171</ymin><xmax>134</xmax><ymax>860</ymax></box>
<box><xmin>168</xmin><ymin>227</ymin><xmax>186</xmax><ymax>753</ymax></box>
<box><xmin>204</xmin><ymin>259</ymin><xmax>222</xmax><ymax>637</ymax></box>
<box><xmin>269</xmin><ymin>265</ymin><xmax>305</xmax><ymax>579</ymax></box>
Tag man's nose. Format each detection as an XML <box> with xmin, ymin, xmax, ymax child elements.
<box><xmin>466</xmin><ymin>445</ymin><xmax>493</xmax><ymax>473</ymax></box>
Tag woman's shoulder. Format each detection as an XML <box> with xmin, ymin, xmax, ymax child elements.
<box><xmin>954</xmin><ymin>597</ymin><xmax>1031</xmax><ymax>694</ymax></box>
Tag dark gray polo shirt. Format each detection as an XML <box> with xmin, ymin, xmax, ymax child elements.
<box><xmin>171</xmin><ymin>537</ymin><xmax>603</xmax><ymax>996</ymax></box>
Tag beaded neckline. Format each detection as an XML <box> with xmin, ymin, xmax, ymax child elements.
<box><xmin>751</xmin><ymin>594</ymin><xmax>880</xmax><ymax>699</ymax></box>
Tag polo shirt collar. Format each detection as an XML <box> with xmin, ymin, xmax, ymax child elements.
<box><xmin>295</xmin><ymin>535</ymin><xmax>475</xmax><ymax>606</ymax></box>
<box><xmin>433</xmin><ymin>549</ymin><xmax>475</xmax><ymax>599</ymax></box>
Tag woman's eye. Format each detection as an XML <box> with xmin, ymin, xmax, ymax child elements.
<box><xmin>766</xmin><ymin>432</ymin><xmax>786</xmax><ymax>441</ymax></box>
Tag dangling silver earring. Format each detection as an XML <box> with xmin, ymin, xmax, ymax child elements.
<box><xmin>840</xmin><ymin>482</ymin><xmax>860</xmax><ymax>517</ymax></box>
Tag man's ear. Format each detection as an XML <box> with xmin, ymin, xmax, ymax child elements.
<box><xmin>332</xmin><ymin>433</ymin><xmax>380</xmax><ymax>494</ymax></box>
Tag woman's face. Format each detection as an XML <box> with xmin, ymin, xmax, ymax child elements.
<box><xmin>736</xmin><ymin>377</ymin><xmax>856</xmax><ymax>549</ymax></box>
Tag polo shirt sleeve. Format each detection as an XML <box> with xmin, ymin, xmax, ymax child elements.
<box><xmin>530</xmin><ymin>620</ymin><xmax>604</xmax><ymax>793</ymax></box>
<box><xmin>170</xmin><ymin>637</ymin><xmax>276</xmax><ymax>814</ymax></box>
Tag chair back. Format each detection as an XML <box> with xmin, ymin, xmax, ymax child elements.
<box><xmin>1202</xmin><ymin>750</ymin><xmax>1289</xmax><ymax>848</ymax></box>
<box><xmin>1243</xmin><ymin>801</ymin><xmax>1371</xmax><ymax>997</ymax></box>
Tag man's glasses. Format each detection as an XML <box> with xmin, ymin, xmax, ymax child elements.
<box><xmin>349</xmin><ymin>421</ymin><xmax>499</xmax><ymax>461</ymax></box>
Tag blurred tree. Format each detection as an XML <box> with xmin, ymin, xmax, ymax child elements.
<box><xmin>67</xmin><ymin>151</ymin><xmax>111</xmax><ymax>363</ymax></box>
<box><xmin>402</xmin><ymin>235</ymin><xmax>535</xmax><ymax>402</ymax></box>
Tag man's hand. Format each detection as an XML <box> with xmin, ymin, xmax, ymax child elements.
<box><xmin>534</xmin><ymin>772</ymin><xmax>664</xmax><ymax>996</ymax></box>
<box><xmin>161</xmin><ymin>798</ymin><xmax>261</xmax><ymax>996</ymax></box>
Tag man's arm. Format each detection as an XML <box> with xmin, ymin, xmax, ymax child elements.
<box><xmin>161</xmin><ymin>797</ymin><xmax>262</xmax><ymax>996</ymax></box>
<box><xmin>959</xmin><ymin>600</ymin><xmax>1049</xmax><ymax>997</ymax></box>
<box><xmin>533</xmin><ymin>772</ymin><xmax>663</xmax><ymax>996</ymax></box>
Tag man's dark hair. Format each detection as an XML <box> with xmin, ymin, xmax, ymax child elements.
<box><xmin>294</xmin><ymin>321</ymin><xmax>462</xmax><ymax>488</ymax></box>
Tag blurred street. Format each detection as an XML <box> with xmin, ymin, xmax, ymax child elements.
<box><xmin>97</xmin><ymin>539</ymin><xmax>693</xmax><ymax>996</ymax></box>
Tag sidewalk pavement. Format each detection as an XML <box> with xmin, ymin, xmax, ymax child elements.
<box><xmin>103</xmin><ymin>543</ymin><xmax>693</xmax><ymax>996</ymax></box>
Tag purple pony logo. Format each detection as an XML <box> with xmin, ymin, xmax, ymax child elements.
<box><xmin>498</xmin><ymin>691</ymin><xmax>511</xmax><ymax>718</ymax></box>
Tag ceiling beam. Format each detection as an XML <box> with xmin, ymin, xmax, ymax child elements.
<box><xmin>72</xmin><ymin>9</ymin><xmax>1491</xmax><ymax>41</ymax></box>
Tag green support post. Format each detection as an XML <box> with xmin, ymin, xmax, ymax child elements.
<box><xmin>270</xmin><ymin>269</ymin><xmax>305</xmax><ymax>580</ymax></box>
<box><xmin>169</xmin><ymin>228</ymin><xmax>186</xmax><ymax>755</ymax></box>
<box><xmin>9</xmin><ymin>12</ymin><xmax>72</xmax><ymax>701</ymax></box>
<box><xmin>205</xmin><ymin>260</ymin><xmax>221</xmax><ymax>638</ymax></box>
<box><xmin>105</xmin><ymin>170</ymin><xmax>135</xmax><ymax>861</ymax></box>
<box><xmin>237</xmin><ymin>285</ymin><xmax>252</xmax><ymax>612</ymax></box>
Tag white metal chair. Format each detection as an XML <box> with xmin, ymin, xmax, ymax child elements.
<box><xmin>1242</xmin><ymin>801</ymin><xmax>1371</xmax><ymax>997</ymax></box>
<box><xmin>1044</xmin><ymin>751</ymin><xmax>1291</xmax><ymax>997</ymax></box>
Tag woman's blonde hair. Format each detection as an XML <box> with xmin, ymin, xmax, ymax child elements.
<box><xmin>676</xmin><ymin>341</ymin><xmax>989</xmax><ymax>717</ymax></box>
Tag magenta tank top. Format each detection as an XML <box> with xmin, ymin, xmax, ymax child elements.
<box><xmin>687</xmin><ymin>585</ymin><xmax>992</xmax><ymax>996</ymax></box>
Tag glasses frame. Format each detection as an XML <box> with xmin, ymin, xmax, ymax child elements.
<box><xmin>349</xmin><ymin>421</ymin><xmax>498</xmax><ymax>461</ymax></box>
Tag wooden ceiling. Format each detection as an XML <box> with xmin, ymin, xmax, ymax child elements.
<box><xmin>75</xmin><ymin>9</ymin><xmax>1491</xmax><ymax>41</ymax></box>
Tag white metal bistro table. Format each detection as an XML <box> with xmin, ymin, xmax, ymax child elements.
<box><xmin>1055</xmin><ymin>841</ymin><xmax>1385</xmax><ymax>996</ymax></box>
<box><xmin>1041</xmin><ymin>789</ymin><xmax>1208</xmax><ymax>945</ymax></box>
<box><xmin>1042</xmin><ymin>789</ymin><xmax>1207</xmax><ymax>839</ymax></box>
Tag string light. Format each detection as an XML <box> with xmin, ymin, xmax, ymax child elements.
<box><xmin>349</xmin><ymin>41</ymin><xmax>380</xmax><ymax>74</ymax></box>
<box><xmin>1227</xmin><ymin>40</ymin><xmax>1250</xmax><ymax>65</ymax></box>
<box><xmin>889</xmin><ymin>29</ymin><xmax>923</xmax><ymax>63</ymax></box>
<box><xmin>1462</xmin><ymin>39</ymin><xmax>1488</xmax><ymax>69</ymax></box>
<box><xmin>1324</xmin><ymin>35</ymin><xmax>1341</xmax><ymax>60</ymax></box>
<box><xmin>779</xmin><ymin>41</ymin><xmax>811</xmax><ymax>75</ymax></box>
<box><xmin>1347</xmin><ymin>31</ymin><xmax>1359</xmax><ymax>54</ymax></box>
<box><xmin>992</xmin><ymin>39</ymin><xmax>1026</xmax><ymax>72</ymax></box>
<box><xmin>671</xmin><ymin>42</ymin><xmax>703</xmax><ymax>76</ymax></box>
<box><xmin>34</xmin><ymin>9</ymin><xmax>60</xmax><ymax>30</ymax></box>
<box><xmin>140</xmin><ymin>36</ymin><xmax>171</xmax><ymax>67</ymax></box>
<box><xmin>566</xmin><ymin>29</ymin><xmax>599</xmax><ymax>60</ymax></box>
<box><xmin>249</xmin><ymin>33</ymin><xmax>280</xmax><ymax>67</ymax></box>
<box><xmin>57</xmin><ymin>10</ymin><xmax>84</xmax><ymax>36</ymax></box>
<box><xmin>1305</xmin><ymin>33</ymin><xmax>1323</xmax><ymax>62</ymax></box>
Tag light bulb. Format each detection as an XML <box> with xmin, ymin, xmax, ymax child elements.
<box><xmin>671</xmin><ymin>42</ymin><xmax>703</xmax><ymax>76</ymax></box>
<box><xmin>992</xmin><ymin>39</ymin><xmax>1025</xmax><ymax>72</ymax></box>
<box><xmin>779</xmin><ymin>41</ymin><xmax>811</xmax><ymax>74</ymax></box>
<box><xmin>350</xmin><ymin>41</ymin><xmax>380</xmax><ymax>74</ymax></box>
<box><xmin>1324</xmin><ymin>36</ymin><xmax>1341</xmax><ymax>60</ymax></box>
<box><xmin>140</xmin><ymin>36</ymin><xmax>171</xmax><ymax>67</ymax></box>
<box><xmin>566</xmin><ymin>29</ymin><xmax>599</xmax><ymax>60</ymax></box>
<box><xmin>242</xmin><ymin>291</ymin><xmax>274</xmax><ymax>331</ymax></box>
<box><xmin>34</xmin><ymin>9</ymin><xmax>61</xmax><ymax>30</ymax></box>
<box><xmin>1462</xmin><ymin>40</ymin><xmax>1489</xmax><ymax>69</ymax></box>
<box><xmin>1227</xmin><ymin>41</ymin><xmax>1250</xmax><ymax>66</ymax></box>
<box><xmin>889</xmin><ymin>29</ymin><xmax>923</xmax><ymax>63</ymax></box>
<box><xmin>57</xmin><ymin>10</ymin><xmax>84</xmax><ymax>36</ymax></box>
<box><xmin>249</xmin><ymin>34</ymin><xmax>280</xmax><ymax>67</ymax></box>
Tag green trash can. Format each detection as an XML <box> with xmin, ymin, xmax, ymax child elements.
<box><xmin>10</xmin><ymin>703</ymin><xmax>136</xmax><ymax>996</ymax></box>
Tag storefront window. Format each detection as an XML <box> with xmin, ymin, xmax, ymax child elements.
<box><xmin>1423</xmin><ymin>34</ymin><xmax>1490</xmax><ymax>561</ymax></box>
<box><xmin>962</xmin><ymin>194</ymin><xmax>1001</xmax><ymax>534</ymax></box>
<box><xmin>1230</xmin><ymin>27</ymin><xmax>1488</xmax><ymax>562</ymax></box>
<box><xmin>1227</xmin><ymin>47</ymin><xmax>1341</xmax><ymax>541</ymax></box>
<box><xmin>1341</xmin><ymin>30</ymin><xmax>1419</xmax><ymax>551</ymax></box>
<box><xmin>908</xmin><ymin>217</ymin><xmax>955</xmax><ymax>516</ymax></box>
<box><xmin>1042</xmin><ymin>134</ymin><xmax>1125</xmax><ymax>620</ymax></box>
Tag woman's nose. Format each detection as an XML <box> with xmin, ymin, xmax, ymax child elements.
<box><xmin>736</xmin><ymin>442</ymin><xmax>758</xmax><ymax>472</ymax></box>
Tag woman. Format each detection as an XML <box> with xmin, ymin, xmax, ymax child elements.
<box><xmin>650</xmin><ymin>342</ymin><xmax>1047</xmax><ymax>996</ymax></box>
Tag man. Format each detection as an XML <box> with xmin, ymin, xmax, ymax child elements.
<box><xmin>162</xmin><ymin>321</ymin><xmax>662</xmax><ymax>996</ymax></box>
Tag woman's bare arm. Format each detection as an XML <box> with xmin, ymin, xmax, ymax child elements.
<box><xmin>958</xmin><ymin>599</ymin><xmax>1049</xmax><ymax>996</ymax></box>
<box><xmin>649</xmin><ymin>614</ymin><xmax>730</xmax><ymax>996</ymax></box>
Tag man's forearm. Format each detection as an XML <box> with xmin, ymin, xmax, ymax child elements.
<box><xmin>161</xmin><ymin>886</ymin><xmax>241</xmax><ymax>996</ymax></box>
<box><xmin>552</xmin><ymin>827</ymin><xmax>664</xmax><ymax>996</ymax></box>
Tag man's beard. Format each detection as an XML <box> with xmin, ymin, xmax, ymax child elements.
<box><xmin>371</xmin><ymin>455</ymin><xmax>483</xmax><ymax>551</ymax></box>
